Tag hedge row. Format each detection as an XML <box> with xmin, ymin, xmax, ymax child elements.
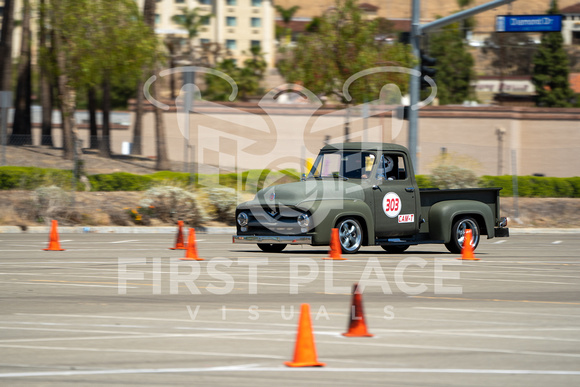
<box><xmin>479</xmin><ymin>175</ymin><xmax>580</xmax><ymax>198</ymax></box>
<box><xmin>0</xmin><ymin>167</ymin><xmax>301</xmax><ymax>192</ymax></box>
<box><xmin>1</xmin><ymin>167</ymin><xmax>579</xmax><ymax>197</ymax></box>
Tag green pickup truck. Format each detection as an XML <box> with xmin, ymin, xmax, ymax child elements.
<box><xmin>233</xmin><ymin>142</ymin><xmax>509</xmax><ymax>254</ymax></box>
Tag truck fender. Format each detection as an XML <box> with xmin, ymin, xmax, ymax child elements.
<box><xmin>428</xmin><ymin>200</ymin><xmax>494</xmax><ymax>243</ymax></box>
<box><xmin>310</xmin><ymin>199</ymin><xmax>375</xmax><ymax>245</ymax></box>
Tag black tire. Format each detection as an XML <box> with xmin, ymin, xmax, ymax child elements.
<box><xmin>381</xmin><ymin>245</ymin><xmax>410</xmax><ymax>254</ymax></box>
<box><xmin>445</xmin><ymin>216</ymin><xmax>480</xmax><ymax>254</ymax></box>
<box><xmin>257</xmin><ymin>243</ymin><xmax>287</xmax><ymax>253</ymax></box>
<box><xmin>336</xmin><ymin>218</ymin><xmax>363</xmax><ymax>254</ymax></box>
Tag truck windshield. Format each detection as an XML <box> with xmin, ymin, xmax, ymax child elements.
<box><xmin>308</xmin><ymin>151</ymin><xmax>375</xmax><ymax>180</ymax></box>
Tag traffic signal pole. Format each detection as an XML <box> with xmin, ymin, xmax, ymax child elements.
<box><xmin>407</xmin><ymin>0</ymin><xmax>517</xmax><ymax>173</ymax></box>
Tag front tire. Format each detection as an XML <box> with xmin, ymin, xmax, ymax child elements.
<box><xmin>336</xmin><ymin>218</ymin><xmax>363</xmax><ymax>254</ymax></box>
<box><xmin>257</xmin><ymin>243</ymin><xmax>287</xmax><ymax>253</ymax></box>
<box><xmin>445</xmin><ymin>216</ymin><xmax>480</xmax><ymax>254</ymax></box>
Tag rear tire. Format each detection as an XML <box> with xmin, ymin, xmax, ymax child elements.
<box><xmin>257</xmin><ymin>243</ymin><xmax>287</xmax><ymax>253</ymax></box>
<box><xmin>381</xmin><ymin>245</ymin><xmax>409</xmax><ymax>254</ymax></box>
<box><xmin>445</xmin><ymin>216</ymin><xmax>480</xmax><ymax>254</ymax></box>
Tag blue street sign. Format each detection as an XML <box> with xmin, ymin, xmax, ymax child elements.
<box><xmin>496</xmin><ymin>15</ymin><xmax>562</xmax><ymax>33</ymax></box>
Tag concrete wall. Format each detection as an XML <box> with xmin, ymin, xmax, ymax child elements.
<box><xmin>106</xmin><ymin>104</ymin><xmax>580</xmax><ymax>177</ymax></box>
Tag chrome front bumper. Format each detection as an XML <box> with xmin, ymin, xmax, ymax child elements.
<box><xmin>233</xmin><ymin>235</ymin><xmax>312</xmax><ymax>245</ymax></box>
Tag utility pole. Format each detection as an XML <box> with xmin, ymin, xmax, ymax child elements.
<box><xmin>408</xmin><ymin>0</ymin><xmax>517</xmax><ymax>173</ymax></box>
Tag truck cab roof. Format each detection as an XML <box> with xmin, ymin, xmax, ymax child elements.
<box><xmin>321</xmin><ymin>142</ymin><xmax>410</xmax><ymax>153</ymax></box>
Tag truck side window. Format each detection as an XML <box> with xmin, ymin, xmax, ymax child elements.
<box><xmin>378</xmin><ymin>154</ymin><xmax>407</xmax><ymax>181</ymax></box>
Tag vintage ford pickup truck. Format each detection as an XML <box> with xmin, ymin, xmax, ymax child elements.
<box><xmin>233</xmin><ymin>142</ymin><xmax>509</xmax><ymax>254</ymax></box>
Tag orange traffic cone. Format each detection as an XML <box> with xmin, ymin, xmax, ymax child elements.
<box><xmin>458</xmin><ymin>229</ymin><xmax>479</xmax><ymax>261</ymax></box>
<box><xmin>323</xmin><ymin>228</ymin><xmax>346</xmax><ymax>260</ymax></box>
<box><xmin>285</xmin><ymin>304</ymin><xmax>326</xmax><ymax>367</ymax></box>
<box><xmin>342</xmin><ymin>283</ymin><xmax>373</xmax><ymax>337</ymax></box>
<box><xmin>170</xmin><ymin>220</ymin><xmax>186</xmax><ymax>250</ymax></box>
<box><xmin>180</xmin><ymin>228</ymin><xmax>204</xmax><ymax>261</ymax></box>
<box><xmin>43</xmin><ymin>220</ymin><xmax>65</xmax><ymax>251</ymax></box>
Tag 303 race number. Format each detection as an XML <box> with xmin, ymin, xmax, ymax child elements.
<box><xmin>382</xmin><ymin>192</ymin><xmax>402</xmax><ymax>218</ymax></box>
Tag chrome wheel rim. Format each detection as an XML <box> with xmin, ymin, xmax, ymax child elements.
<box><xmin>338</xmin><ymin>219</ymin><xmax>362</xmax><ymax>252</ymax></box>
<box><xmin>457</xmin><ymin>218</ymin><xmax>479</xmax><ymax>248</ymax></box>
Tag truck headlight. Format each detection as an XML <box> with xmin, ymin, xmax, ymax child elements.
<box><xmin>297</xmin><ymin>213</ymin><xmax>310</xmax><ymax>228</ymax></box>
<box><xmin>237</xmin><ymin>212</ymin><xmax>249</xmax><ymax>227</ymax></box>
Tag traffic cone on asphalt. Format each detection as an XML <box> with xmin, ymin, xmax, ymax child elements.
<box><xmin>323</xmin><ymin>228</ymin><xmax>346</xmax><ymax>260</ymax></box>
<box><xmin>342</xmin><ymin>283</ymin><xmax>373</xmax><ymax>337</ymax></box>
<box><xmin>284</xmin><ymin>304</ymin><xmax>326</xmax><ymax>367</ymax></box>
<box><xmin>170</xmin><ymin>220</ymin><xmax>186</xmax><ymax>250</ymax></box>
<box><xmin>458</xmin><ymin>229</ymin><xmax>479</xmax><ymax>261</ymax></box>
<box><xmin>43</xmin><ymin>220</ymin><xmax>65</xmax><ymax>251</ymax></box>
<box><xmin>180</xmin><ymin>228</ymin><xmax>204</xmax><ymax>261</ymax></box>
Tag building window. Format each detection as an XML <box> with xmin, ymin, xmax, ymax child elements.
<box><xmin>173</xmin><ymin>15</ymin><xmax>185</xmax><ymax>24</ymax></box>
<box><xmin>175</xmin><ymin>0</ymin><xmax>185</xmax><ymax>3</ymax></box>
<box><xmin>251</xmin><ymin>40</ymin><xmax>261</xmax><ymax>49</ymax></box>
<box><xmin>0</xmin><ymin>7</ymin><xmax>4</xmax><ymax>17</ymax></box>
<box><xmin>226</xmin><ymin>0</ymin><xmax>237</xmax><ymax>5</ymax></box>
<box><xmin>573</xmin><ymin>31</ymin><xmax>580</xmax><ymax>45</ymax></box>
<box><xmin>201</xmin><ymin>38</ymin><xmax>210</xmax><ymax>45</ymax></box>
<box><xmin>155</xmin><ymin>14</ymin><xmax>161</xmax><ymax>24</ymax></box>
<box><xmin>226</xmin><ymin>16</ymin><xmax>237</xmax><ymax>27</ymax></box>
<box><xmin>251</xmin><ymin>0</ymin><xmax>262</xmax><ymax>7</ymax></box>
<box><xmin>226</xmin><ymin>39</ymin><xmax>237</xmax><ymax>50</ymax></box>
<box><xmin>251</xmin><ymin>17</ymin><xmax>261</xmax><ymax>28</ymax></box>
<box><xmin>201</xmin><ymin>16</ymin><xmax>210</xmax><ymax>26</ymax></box>
<box><xmin>199</xmin><ymin>0</ymin><xmax>211</xmax><ymax>5</ymax></box>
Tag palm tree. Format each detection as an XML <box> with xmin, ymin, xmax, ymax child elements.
<box><xmin>275</xmin><ymin>5</ymin><xmax>300</xmax><ymax>45</ymax></box>
<box><xmin>171</xmin><ymin>7</ymin><xmax>212</xmax><ymax>59</ymax></box>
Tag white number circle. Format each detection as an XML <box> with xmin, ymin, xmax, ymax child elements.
<box><xmin>382</xmin><ymin>192</ymin><xmax>402</xmax><ymax>218</ymax></box>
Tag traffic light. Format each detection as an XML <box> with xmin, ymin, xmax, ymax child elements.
<box><xmin>420</xmin><ymin>52</ymin><xmax>437</xmax><ymax>90</ymax></box>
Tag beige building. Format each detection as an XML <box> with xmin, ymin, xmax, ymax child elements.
<box><xmin>138</xmin><ymin>0</ymin><xmax>276</xmax><ymax>68</ymax></box>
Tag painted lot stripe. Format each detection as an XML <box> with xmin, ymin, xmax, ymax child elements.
<box><xmin>0</xmin><ymin>281</ymin><xmax>134</xmax><ymax>289</ymax></box>
<box><xmin>0</xmin><ymin>345</ymin><xmax>284</xmax><ymax>360</ymax></box>
<box><xmin>0</xmin><ymin>365</ymin><xmax>579</xmax><ymax>378</ymax></box>
<box><xmin>412</xmin><ymin>296</ymin><xmax>580</xmax><ymax>306</ymax></box>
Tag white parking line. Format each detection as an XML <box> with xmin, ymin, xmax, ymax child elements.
<box><xmin>0</xmin><ymin>365</ymin><xmax>579</xmax><ymax>378</ymax></box>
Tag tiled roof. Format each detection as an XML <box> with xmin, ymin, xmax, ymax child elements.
<box><xmin>561</xmin><ymin>2</ymin><xmax>580</xmax><ymax>13</ymax></box>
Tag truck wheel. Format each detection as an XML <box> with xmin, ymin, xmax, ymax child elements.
<box><xmin>381</xmin><ymin>245</ymin><xmax>409</xmax><ymax>254</ymax></box>
<box><xmin>257</xmin><ymin>243</ymin><xmax>287</xmax><ymax>253</ymax></box>
<box><xmin>336</xmin><ymin>218</ymin><xmax>363</xmax><ymax>254</ymax></box>
<box><xmin>445</xmin><ymin>216</ymin><xmax>480</xmax><ymax>254</ymax></box>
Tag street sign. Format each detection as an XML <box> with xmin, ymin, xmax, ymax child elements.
<box><xmin>496</xmin><ymin>15</ymin><xmax>562</xmax><ymax>33</ymax></box>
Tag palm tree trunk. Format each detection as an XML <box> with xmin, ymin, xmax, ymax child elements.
<box><xmin>39</xmin><ymin>0</ymin><xmax>54</xmax><ymax>147</ymax></box>
<box><xmin>130</xmin><ymin>78</ymin><xmax>143</xmax><ymax>155</ymax></box>
<box><xmin>88</xmin><ymin>86</ymin><xmax>98</xmax><ymax>149</ymax></box>
<box><xmin>144</xmin><ymin>0</ymin><xmax>170</xmax><ymax>170</ymax></box>
<box><xmin>10</xmin><ymin>0</ymin><xmax>32</xmax><ymax>146</ymax></box>
<box><xmin>0</xmin><ymin>0</ymin><xmax>15</xmax><ymax>93</ymax></box>
<box><xmin>99</xmin><ymin>77</ymin><xmax>112</xmax><ymax>157</ymax></box>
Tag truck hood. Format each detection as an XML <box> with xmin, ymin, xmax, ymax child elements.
<box><xmin>253</xmin><ymin>180</ymin><xmax>365</xmax><ymax>207</ymax></box>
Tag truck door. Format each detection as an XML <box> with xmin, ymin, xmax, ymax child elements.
<box><xmin>372</xmin><ymin>153</ymin><xmax>419</xmax><ymax>238</ymax></box>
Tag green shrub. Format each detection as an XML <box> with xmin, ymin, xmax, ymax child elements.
<box><xmin>139</xmin><ymin>186</ymin><xmax>208</xmax><ymax>227</ymax></box>
<box><xmin>430</xmin><ymin>165</ymin><xmax>479</xmax><ymax>189</ymax></box>
<box><xmin>89</xmin><ymin>172</ymin><xmax>152</xmax><ymax>191</ymax></box>
<box><xmin>150</xmin><ymin>171</ymin><xmax>196</xmax><ymax>187</ymax></box>
<box><xmin>415</xmin><ymin>175</ymin><xmax>433</xmax><ymax>188</ymax></box>
<box><xmin>0</xmin><ymin>166</ymin><xmax>75</xmax><ymax>190</ymax></box>
<box><xmin>206</xmin><ymin>187</ymin><xmax>239</xmax><ymax>225</ymax></box>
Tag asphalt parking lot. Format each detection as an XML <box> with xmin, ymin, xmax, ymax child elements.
<box><xmin>0</xmin><ymin>231</ymin><xmax>579</xmax><ymax>386</ymax></box>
